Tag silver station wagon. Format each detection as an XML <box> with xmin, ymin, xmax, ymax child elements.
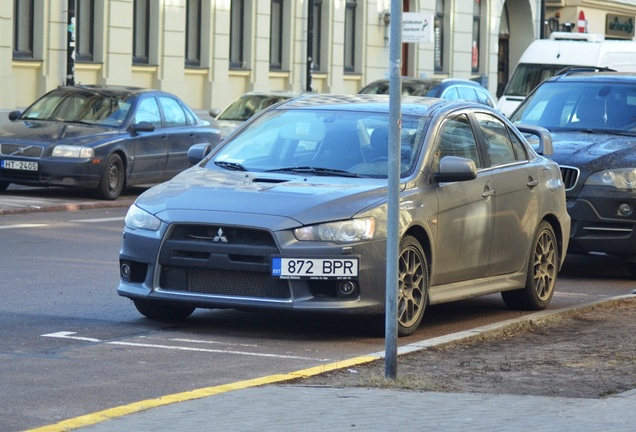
<box><xmin>118</xmin><ymin>94</ymin><xmax>570</xmax><ymax>336</ymax></box>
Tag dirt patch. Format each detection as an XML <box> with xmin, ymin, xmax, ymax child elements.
<box><xmin>297</xmin><ymin>296</ymin><xmax>636</xmax><ymax>399</ymax></box>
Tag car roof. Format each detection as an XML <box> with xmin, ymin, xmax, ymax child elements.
<box><xmin>364</xmin><ymin>77</ymin><xmax>484</xmax><ymax>87</ymax></box>
<box><xmin>239</xmin><ymin>90</ymin><xmax>303</xmax><ymax>98</ymax></box>
<box><xmin>57</xmin><ymin>85</ymin><xmax>159</xmax><ymax>97</ymax></box>
<box><xmin>269</xmin><ymin>93</ymin><xmax>488</xmax><ymax>117</ymax></box>
<box><xmin>545</xmin><ymin>71</ymin><xmax>636</xmax><ymax>83</ymax></box>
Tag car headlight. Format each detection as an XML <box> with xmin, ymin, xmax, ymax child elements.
<box><xmin>294</xmin><ymin>218</ymin><xmax>375</xmax><ymax>242</ymax></box>
<box><xmin>586</xmin><ymin>168</ymin><xmax>636</xmax><ymax>190</ymax></box>
<box><xmin>52</xmin><ymin>145</ymin><xmax>95</xmax><ymax>158</ymax></box>
<box><xmin>125</xmin><ymin>205</ymin><xmax>162</xmax><ymax>231</ymax></box>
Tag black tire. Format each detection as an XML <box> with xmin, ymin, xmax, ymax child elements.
<box><xmin>502</xmin><ymin>221</ymin><xmax>558</xmax><ymax>310</ymax></box>
<box><xmin>397</xmin><ymin>235</ymin><xmax>429</xmax><ymax>336</ymax></box>
<box><xmin>0</xmin><ymin>181</ymin><xmax>10</xmax><ymax>191</ymax></box>
<box><xmin>627</xmin><ymin>262</ymin><xmax>636</xmax><ymax>280</ymax></box>
<box><xmin>96</xmin><ymin>153</ymin><xmax>125</xmax><ymax>200</ymax></box>
<box><xmin>133</xmin><ymin>300</ymin><xmax>196</xmax><ymax>320</ymax></box>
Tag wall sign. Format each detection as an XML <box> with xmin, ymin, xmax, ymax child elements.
<box><xmin>606</xmin><ymin>14</ymin><xmax>635</xmax><ymax>39</ymax></box>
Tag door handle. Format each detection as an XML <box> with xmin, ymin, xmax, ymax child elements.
<box><xmin>482</xmin><ymin>188</ymin><xmax>495</xmax><ymax>198</ymax></box>
<box><xmin>527</xmin><ymin>178</ymin><xmax>539</xmax><ymax>188</ymax></box>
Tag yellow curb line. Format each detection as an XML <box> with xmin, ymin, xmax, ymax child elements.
<box><xmin>27</xmin><ymin>355</ymin><xmax>379</xmax><ymax>432</ymax></box>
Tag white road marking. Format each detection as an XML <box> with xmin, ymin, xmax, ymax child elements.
<box><xmin>69</xmin><ymin>217</ymin><xmax>125</xmax><ymax>223</ymax></box>
<box><xmin>42</xmin><ymin>331</ymin><xmax>331</xmax><ymax>361</ymax></box>
<box><xmin>170</xmin><ymin>338</ymin><xmax>259</xmax><ymax>348</ymax></box>
<box><xmin>42</xmin><ymin>331</ymin><xmax>101</xmax><ymax>342</ymax></box>
<box><xmin>0</xmin><ymin>223</ymin><xmax>49</xmax><ymax>229</ymax></box>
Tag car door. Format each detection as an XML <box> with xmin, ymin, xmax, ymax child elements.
<box><xmin>158</xmin><ymin>96</ymin><xmax>198</xmax><ymax>177</ymax></box>
<box><xmin>431</xmin><ymin>113</ymin><xmax>495</xmax><ymax>285</ymax></box>
<box><xmin>129</xmin><ymin>96</ymin><xmax>168</xmax><ymax>183</ymax></box>
<box><xmin>473</xmin><ymin>112</ymin><xmax>539</xmax><ymax>276</ymax></box>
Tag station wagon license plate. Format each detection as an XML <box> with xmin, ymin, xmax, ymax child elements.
<box><xmin>272</xmin><ymin>257</ymin><xmax>358</xmax><ymax>280</ymax></box>
<box><xmin>1</xmin><ymin>160</ymin><xmax>38</xmax><ymax>171</ymax></box>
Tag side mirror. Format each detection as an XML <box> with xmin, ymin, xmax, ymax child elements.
<box><xmin>435</xmin><ymin>156</ymin><xmax>478</xmax><ymax>182</ymax></box>
<box><xmin>516</xmin><ymin>124</ymin><xmax>553</xmax><ymax>156</ymax></box>
<box><xmin>131</xmin><ymin>121</ymin><xmax>155</xmax><ymax>134</ymax></box>
<box><xmin>187</xmin><ymin>143</ymin><xmax>213</xmax><ymax>165</ymax></box>
<box><xmin>8</xmin><ymin>111</ymin><xmax>21</xmax><ymax>121</ymax></box>
<box><xmin>209</xmin><ymin>108</ymin><xmax>221</xmax><ymax>118</ymax></box>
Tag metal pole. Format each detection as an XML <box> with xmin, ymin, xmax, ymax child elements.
<box><xmin>66</xmin><ymin>0</ymin><xmax>76</xmax><ymax>86</ymax></box>
<box><xmin>385</xmin><ymin>0</ymin><xmax>402</xmax><ymax>380</ymax></box>
<box><xmin>540</xmin><ymin>0</ymin><xmax>546</xmax><ymax>39</ymax></box>
<box><xmin>306</xmin><ymin>0</ymin><xmax>314</xmax><ymax>92</ymax></box>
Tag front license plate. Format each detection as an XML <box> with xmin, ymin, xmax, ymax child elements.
<box><xmin>272</xmin><ymin>257</ymin><xmax>359</xmax><ymax>280</ymax></box>
<box><xmin>1</xmin><ymin>160</ymin><xmax>38</xmax><ymax>171</ymax></box>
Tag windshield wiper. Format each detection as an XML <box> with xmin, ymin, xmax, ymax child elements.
<box><xmin>265</xmin><ymin>166</ymin><xmax>360</xmax><ymax>177</ymax></box>
<box><xmin>215</xmin><ymin>161</ymin><xmax>247</xmax><ymax>171</ymax></box>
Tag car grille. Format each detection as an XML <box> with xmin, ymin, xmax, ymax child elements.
<box><xmin>0</xmin><ymin>144</ymin><xmax>44</xmax><ymax>158</ymax></box>
<box><xmin>157</xmin><ymin>224</ymin><xmax>290</xmax><ymax>299</ymax></box>
<box><xmin>560</xmin><ymin>166</ymin><xmax>579</xmax><ymax>191</ymax></box>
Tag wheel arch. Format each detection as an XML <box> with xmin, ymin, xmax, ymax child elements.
<box><xmin>541</xmin><ymin>213</ymin><xmax>565</xmax><ymax>269</ymax></box>
<box><xmin>402</xmin><ymin>224</ymin><xmax>432</xmax><ymax>285</ymax></box>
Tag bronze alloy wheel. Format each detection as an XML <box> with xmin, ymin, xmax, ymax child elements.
<box><xmin>502</xmin><ymin>221</ymin><xmax>558</xmax><ymax>310</ymax></box>
<box><xmin>397</xmin><ymin>235</ymin><xmax>429</xmax><ymax>336</ymax></box>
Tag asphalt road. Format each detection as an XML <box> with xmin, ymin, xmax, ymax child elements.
<box><xmin>0</xmin><ymin>190</ymin><xmax>634</xmax><ymax>431</ymax></box>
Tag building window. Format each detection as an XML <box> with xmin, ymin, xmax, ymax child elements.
<box><xmin>434</xmin><ymin>0</ymin><xmax>445</xmax><ymax>73</ymax></box>
<box><xmin>13</xmin><ymin>0</ymin><xmax>34</xmax><ymax>59</ymax></box>
<box><xmin>133</xmin><ymin>0</ymin><xmax>150</xmax><ymax>64</ymax></box>
<box><xmin>269</xmin><ymin>0</ymin><xmax>283</xmax><ymax>70</ymax></box>
<box><xmin>344</xmin><ymin>0</ymin><xmax>356</xmax><ymax>72</ymax></box>
<box><xmin>186</xmin><ymin>0</ymin><xmax>201</xmax><ymax>67</ymax></box>
<box><xmin>230</xmin><ymin>0</ymin><xmax>246</xmax><ymax>69</ymax></box>
<box><xmin>312</xmin><ymin>0</ymin><xmax>323</xmax><ymax>71</ymax></box>
<box><xmin>76</xmin><ymin>0</ymin><xmax>94</xmax><ymax>62</ymax></box>
<box><xmin>472</xmin><ymin>0</ymin><xmax>482</xmax><ymax>73</ymax></box>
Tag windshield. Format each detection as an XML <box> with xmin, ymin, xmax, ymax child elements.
<box><xmin>208</xmin><ymin>109</ymin><xmax>428</xmax><ymax>179</ymax></box>
<box><xmin>511</xmin><ymin>81</ymin><xmax>636</xmax><ymax>134</ymax></box>
<box><xmin>503</xmin><ymin>64</ymin><xmax>585</xmax><ymax>97</ymax></box>
<box><xmin>217</xmin><ymin>95</ymin><xmax>291</xmax><ymax>121</ymax></box>
<box><xmin>21</xmin><ymin>89</ymin><xmax>132</xmax><ymax>127</ymax></box>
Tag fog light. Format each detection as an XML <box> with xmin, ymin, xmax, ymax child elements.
<box><xmin>121</xmin><ymin>263</ymin><xmax>131</xmax><ymax>278</ymax></box>
<box><xmin>338</xmin><ymin>281</ymin><xmax>356</xmax><ymax>295</ymax></box>
<box><xmin>618</xmin><ymin>203</ymin><xmax>633</xmax><ymax>216</ymax></box>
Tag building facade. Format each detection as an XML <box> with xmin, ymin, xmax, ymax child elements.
<box><xmin>1</xmin><ymin>0</ymin><xmax>635</xmax><ymax>114</ymax></box>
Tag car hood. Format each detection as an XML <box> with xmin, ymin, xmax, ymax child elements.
<box><xmin>135</xmin><ymin>166</ymin><xmax>391</xmax><ymax>227</ymax></box>
<box><xmin>546</xmin><ymin>131</ymin><xmax>636</xmax><ymax>169</ymax></box>
<box><xmin>0</xmin><ymin>120</ymin><xmax>119</xmax><ymax>147</ymax></box>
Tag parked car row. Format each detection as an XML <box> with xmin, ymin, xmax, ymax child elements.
<box><xmin>2</xmin><ymin>71</ymin><xmax>634</xmax><ymax>335</ymax></box>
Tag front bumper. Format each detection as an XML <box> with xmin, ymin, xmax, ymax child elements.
<box><xmin>117</xmin><ymin>221</ymin><xmax>388</xmax><ymax>316</ymax></box>
<box><xmin>0</xmin><ymin>156</ymin><xmax>103</xmax><ymax>188</ymax></box>
<box><xmin>567</xmin><ymin>185</ymin><xmax>636</xmax><ymax>258</ymax></box>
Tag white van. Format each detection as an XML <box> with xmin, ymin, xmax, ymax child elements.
<box><xmin>497</xmin><ymin>32</ymin><xmax>636</xmax><ymax>116</ymax></box>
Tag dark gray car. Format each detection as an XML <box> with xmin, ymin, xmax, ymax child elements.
<box><xmin>510</xmin><ymin>71</ymin><xmax>636</xmax><ymax>277</ymax></box>
<box><xmin>118</xmin><ymin>94</ymin><xmax>569</xmax><ymax>336</ymax></box>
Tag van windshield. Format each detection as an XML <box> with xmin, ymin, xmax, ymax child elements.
<box><xmin>503</xmin><ymin>63</ymin><xmax>585</xmax><ymax>97</ymax></box>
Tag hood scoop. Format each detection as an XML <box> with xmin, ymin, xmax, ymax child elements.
<box><xmin>252</xmin><ymin>177</ymin><xmax>290</xmax><ymax>184</ymax></box>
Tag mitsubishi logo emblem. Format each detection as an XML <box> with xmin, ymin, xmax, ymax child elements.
<box><xmin>213</xmin><ymin>228</ymin><xmax>228</xmax><ymax>243</ymax></box>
